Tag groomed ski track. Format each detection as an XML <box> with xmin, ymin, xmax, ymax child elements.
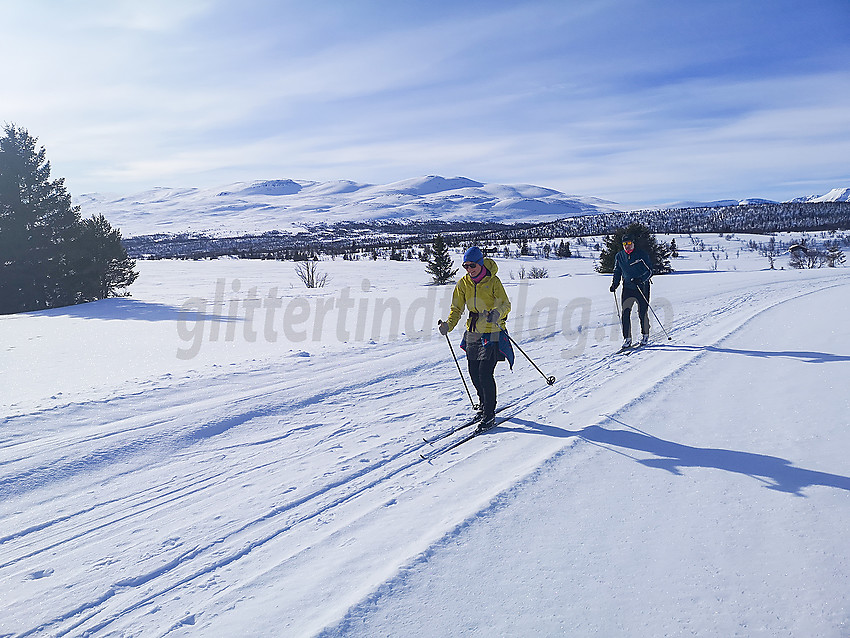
<box><xmin>1</xmin><ymin>268</ymin><xmax>847</xmax><ymax>637</ymax></box>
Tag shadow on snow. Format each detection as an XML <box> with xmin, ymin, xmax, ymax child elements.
<box><xmin>509</xmin><ymin>417</ymin><xmax>850</xmax><ymax>497</ymax></box>
<box><xmin>40</xmin><ymin>298</ymin><xmax>240</xmax><ymax>324</ymax></box>
<box><xmin>650</xmin><ymin>343</ymin><xmax>850</xmax><ymax>364</ymax></box>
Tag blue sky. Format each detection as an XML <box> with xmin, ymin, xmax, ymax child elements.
<box><xmin>2</xmin><ymin>0</ymin><xmax>849</xmax><ymax>207</ymax></box>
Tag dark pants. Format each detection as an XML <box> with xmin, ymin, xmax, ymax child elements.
<box><xmin>465</xmin><ymin>335</ymin><xmax>499</xmax><ymax>419</ymax></box>
<box><xmin>621</xmin><ymin>283</ymin><xmax>650</xmax><ymax>338</ymax></box>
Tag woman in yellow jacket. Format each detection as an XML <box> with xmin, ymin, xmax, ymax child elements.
<box><xmin>439</xmin><ymin>246</ymin><xmax>513</xmax><ymax>432</ymax></box>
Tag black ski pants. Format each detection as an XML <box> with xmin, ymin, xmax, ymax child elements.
<box><xmin>621</xmin><ymin>283</ymin><xmax>650</xmax><ymax>338</ymax></box>
<box><xmin>465</xmin><ymin>336</ymin><xmax>499</xmax><ymax>419</ymax></box>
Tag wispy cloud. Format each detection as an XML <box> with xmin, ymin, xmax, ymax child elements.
<box><xmin>1</xmin><ymin>0</ymin><xmax>848</xmax><ymax>206</ymax></box>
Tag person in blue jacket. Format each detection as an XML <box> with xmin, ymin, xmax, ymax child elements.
<box><xmin>609</xmin><ymin>234</ymin><xmax>653</xmax><ymax>348</ymax></box>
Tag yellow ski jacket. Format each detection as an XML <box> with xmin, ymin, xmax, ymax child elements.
<box><xmin>445</xmin><ymin>258</ymin><xmax>511</xmax><ymax>334</ymax></box>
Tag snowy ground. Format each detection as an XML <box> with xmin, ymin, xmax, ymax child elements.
<box><xmin>1</xmin><ymin>234</ymin><xmax>848</xmax><ymax>637</ymax></box>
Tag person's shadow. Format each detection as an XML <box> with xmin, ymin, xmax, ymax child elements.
<box><xmin>650</xmin><ymin>343</ymin><xmax>850</xmax><ymax>364</ymax></box>
<box><xmin>509</xmin><ymin>417</ymin><xmax>850</xmax><ymax>496</ymax></box>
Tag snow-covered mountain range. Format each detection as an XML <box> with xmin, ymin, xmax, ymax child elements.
<box><xmin>74</xmin><ymin>176</ymin><xmax>849</xmax><ymax>237</ymax></box>
<box><xmin>74</xmin><ymin>175</ymin><xmax>621</xmax><ymax>237</ymax></box>
<box><xmin>659</xmin><ymin>187</ymin><xmax>850</xmax><ymax>210</ymax></box>
<box><xmin>791</xmin><ymin>187</ymin><xmax>850</xmax><ymax>204</ymax></box>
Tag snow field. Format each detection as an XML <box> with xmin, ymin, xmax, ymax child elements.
<box><xmin>1</xmin><ymin>232</ymin><xmax>848</xmax><ymax>636</ymax></box>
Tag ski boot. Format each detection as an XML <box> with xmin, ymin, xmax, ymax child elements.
<box><xmin>475</xmin><ymin>415</ymin><xmax>496</xmax><ymax>434</ymax></box>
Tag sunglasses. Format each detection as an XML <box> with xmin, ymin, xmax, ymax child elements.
<box><xmin>462</xmin><ymin>262</ymin><xmax>479</xmax><ymax>269</ymax></box>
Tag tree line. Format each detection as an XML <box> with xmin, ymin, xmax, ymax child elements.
<box><xmin>0</xmin><ymin>124</ymin><xmax>137</xmax><ymax>314</ymax></box>
<box><xmin>122</xmin><ymin>200</ymin><xmax>850</xmax><ymax>263</ymax></box>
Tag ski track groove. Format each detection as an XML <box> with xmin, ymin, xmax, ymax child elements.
<box><xmin>0</xmin><ymin>352</ymin><xmax>446</xmax><ymax>500</ymax></box>
<box><xmin>11</xmin><ymin>382</ymin><xmax>547</xmax><ymax>637</ymax></box>
<box><xmin>0</xmin><ymin>471</ymin><xmax>230</xmax><ymax>570</ymax></box>
<box><xmin>4</xmin><ymin>347</ymin><xmax>520</xmax><ymax>635</ymax></box>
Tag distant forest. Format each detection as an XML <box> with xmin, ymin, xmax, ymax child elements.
<box><xmin>124</xmin><ymin>200</ymin><xmax>850</xmax><ymax>261</ymax></box>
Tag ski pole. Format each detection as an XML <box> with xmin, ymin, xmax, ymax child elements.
<box><xmin>635</xmin><ymin>285</ymin><xmax>672</xmax><ymax>341</ymax></box>
<box><xmin>439</xmin><ymin>322</ymin><xmax>478</xmax><ymax>409</ymax></box>
<box><xmin>613</xmin><ymin>290</ymin><xmax>621</xmax><ymax>319</ymax></box>
<box><xmin>505</xmin><ymin>332</ymin><xmax>556</xmax><ymax>385</ymax></box>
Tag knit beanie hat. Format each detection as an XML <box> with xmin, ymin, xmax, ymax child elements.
<box><xmin>463</xmin><ymin>246</ymin><xmax>484</xmax><ymax>265</ymax></box>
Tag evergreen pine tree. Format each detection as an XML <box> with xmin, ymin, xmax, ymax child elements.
<box><xmin>75</xmin><ymin>214</ymin><xmax>139</xmax><ymax>300</ymax></box>
<box><xmin>0</xmin><ymin>124</ymin><xmax>137</xmax><ymax>313</ymax></box>
<box><xmin>555</xmin><ymin>240</ymin><xmax>572</xmax><ymax>258</ymax></box>
<box><xmin>425</xmin><ymin>235</ymin><xmax>458</xmax><ymax>284</ymax></box>
<box><xmin>0</xmin><ymin>124</ymin><xmax>80</xmax><ymax>312</ymax></box>
<box><xmin>825</xmin><ymin>242</ymin><xmax>846</xmax><ymax>268</ymax></box>
<box><xmin>595</xmin><ymin>223</ymin><xmax>673</xmax><ymax>274</ymax></box>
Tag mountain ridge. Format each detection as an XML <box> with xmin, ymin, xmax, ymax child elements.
<box><xmin>74</xmin><ymin>175</ymin><xmax>621</xmax><ymax>237</ymax></box>
<box><xmin>74</xmin><ymin>176</ymin><xmax>849</xmax><ymax>238</ymax></box>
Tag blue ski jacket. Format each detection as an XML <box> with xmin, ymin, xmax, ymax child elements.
<box><xmin>612</xmin><ymin>247</ymin><xmax>653</xmax><ymax>289</ymax></box>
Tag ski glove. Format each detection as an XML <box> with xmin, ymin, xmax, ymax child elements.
<box><xmin>486</xmin><ymin>309</ymin><xmax>500</xmax><ymax>324</ymax></box>
<box><xmin>438</xmin><ymin>320</ymin><xmax>450</xmax><ymax>336</ymax></box>
<box><xmin>609</xmin><ymin>283</ymin><xmax>618</xmax><ymax>293</ymax></box>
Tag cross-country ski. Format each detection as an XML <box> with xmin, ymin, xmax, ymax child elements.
<box><xmin>421</xmin><ymin>412</ymin><xmax>516</xmax><ymax>461</ymax></box>
<box><xmin>423</xmin><ymin>401</ymin><xmax>519</xmax><ymax>445</ymax></box>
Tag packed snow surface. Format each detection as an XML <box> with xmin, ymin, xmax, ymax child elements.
<box><xmin>1</xmin><ymin>233</ymin><xmax>848</xmax><ymax>637</ymax></box>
